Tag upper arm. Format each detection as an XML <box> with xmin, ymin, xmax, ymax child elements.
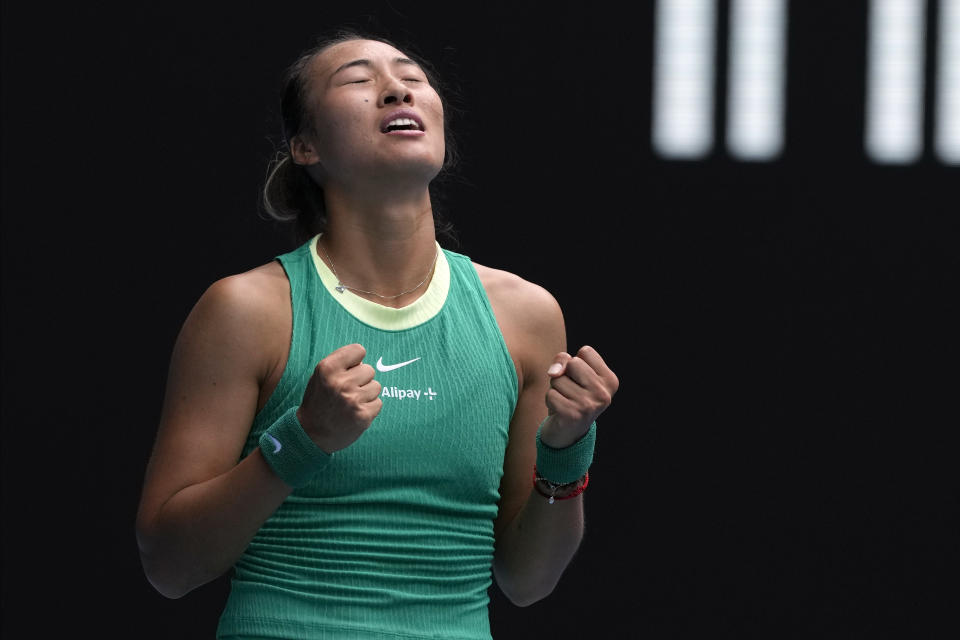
<box><xmin>477</xmin><ymin>265</ymin><xmax>567</xmax><ymax>538</ymax></box>
<box><xmin>136</xmin><ymin>265</ymin><xmax>289</xmax><ymax>532</ymax></box>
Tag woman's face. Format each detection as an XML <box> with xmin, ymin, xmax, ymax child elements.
<box><xmin>294</xmin><ymin>38</ymin><xmax>446</xmax><ymax>188</ymax></box>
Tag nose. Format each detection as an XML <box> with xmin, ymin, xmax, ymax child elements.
<box><xmin>378</xmin><ymin>76</ymin><xmax>414</xmax><ymax>107</ymax></box>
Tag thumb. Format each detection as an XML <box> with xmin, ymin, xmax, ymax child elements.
<box><xmin>546</xmin><ymin>352</ymin><xmax>572</xmax><ymax>378</ymax></box>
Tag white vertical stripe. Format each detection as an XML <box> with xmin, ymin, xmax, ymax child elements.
<box><xmin>726</xmin><ymin>0</ymin><xmax>788</xmax><ymax>160</ymax></box>
<box><xmin>936</xmin><ymin>0</ymin><xmax>960</xmax><ymax>163</ymax></box>
<box><xmin>865</xmin><ymin>0</ymin><xmax>927</xmax><ymax>163</ymax></box>
<box><xmin>652</xmin><ymin>0</ymin><xmax>718</xmax><ymax>159</ymax></box>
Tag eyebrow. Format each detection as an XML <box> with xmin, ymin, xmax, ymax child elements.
<box><xmin>331</xmin><ymin>57</ymin><xmax>421</xmax><ymax>77</ymax></box>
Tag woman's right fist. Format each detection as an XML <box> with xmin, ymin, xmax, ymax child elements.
<box><xmin>296</xmin><ymin>344</ymin><xmax>382</xmax><ymax>453</ymax></box>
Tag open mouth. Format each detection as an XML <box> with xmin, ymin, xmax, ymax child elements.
<box><xmin>380</xmin><ymin>110</ymin><xmax>425</xmax><ymax>133</ymax></box>
<box><xmin>382</xmin><ymin>118</ymin><xmax>423</xmax><ymax>133</ymax></box>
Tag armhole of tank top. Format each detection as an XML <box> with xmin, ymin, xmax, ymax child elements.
<box><xmin>460</xmin><ymin>256</ymin><xmax>521</xmax><ymax>408</ymax></box>
<box><xmin>250</xmin><ymin>254</ymin><xmax>298</xmax><ymax>422</ymax></box>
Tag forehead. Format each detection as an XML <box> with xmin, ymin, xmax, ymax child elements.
<box><xmin>309</xmin><ymin>39</ymin><xmax>414</xmax><ymax>80</ymax></box>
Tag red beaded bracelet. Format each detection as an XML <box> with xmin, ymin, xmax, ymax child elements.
<box><xmin>532</xmin><ymin>468</ymin><xmax>590</xmax><ymax>504</ymax></box>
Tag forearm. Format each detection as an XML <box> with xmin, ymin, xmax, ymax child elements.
<box><xmin>492</xmin><ymin>486</ymin><xmax>585</xmax><ymax>606</ymax></box>
<box><xmin>136</xmin><ymin>448</ymin><xmax>292</xmax><ymax>599</ymax></box>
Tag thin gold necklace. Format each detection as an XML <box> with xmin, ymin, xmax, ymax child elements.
<box><xmin>317</xmin><ymin>239</ymin><xmax>440</xmax><ymax>300</ymax></box>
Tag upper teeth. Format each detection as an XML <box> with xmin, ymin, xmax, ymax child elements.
<box><xmin>386</xmin><ymin>118</ymin><xmax>419</xmax><ymax>129</ymax></box>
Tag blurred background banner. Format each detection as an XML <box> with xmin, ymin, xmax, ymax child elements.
<box><xmin>2</xmin><ymin>1</ymin><xmax>957</xmax><ymax>637</ymax></box>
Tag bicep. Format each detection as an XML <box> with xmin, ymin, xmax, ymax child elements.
<box><xmin>492</xmin><ymin>283</ymin><xmax>567</xmax><ymax>538</ymax></box>
<box><xmin>137</xmin><ymin>277</ymin><xmax>275</xmax><ymax>524</ymax></box>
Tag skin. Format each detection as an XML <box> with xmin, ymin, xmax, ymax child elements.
<box><xmin>135</xmin><ymin>39</ymin><xmax>619</xmax><ymax>606</ymax></box>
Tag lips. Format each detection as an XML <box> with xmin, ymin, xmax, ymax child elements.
<box><xmin>380</xmin><ymin>109</ymin><xmax>425</xmax><ymax>134</ymax></box>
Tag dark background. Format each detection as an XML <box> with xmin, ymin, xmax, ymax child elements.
<box><xmin>2</xmin><ymin>1</ymin><xmax>957</xmax><ymax>638</ymax></box>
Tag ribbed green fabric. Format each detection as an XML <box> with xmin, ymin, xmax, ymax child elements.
<box><xmin>259</xmin><ymin>405</ymin><xmax>333</xmax><ymax>488</ymax></box>
<box><xmin>535</xmin><ymin>420</ymin><xmax>597</xmax><ymax>484</ymax></box>
<box><xmin>216</xmin><ymin>236</ymin><xmax>518</xmax><ymax>640</ymax></box>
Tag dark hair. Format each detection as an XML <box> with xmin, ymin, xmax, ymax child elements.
<box><xmin>262</xmin><ymin>28</ymin><xmax>460</xmax><ymax>246</ymax></box>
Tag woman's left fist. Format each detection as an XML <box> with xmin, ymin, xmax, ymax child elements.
<box><xmin>540</xmin><ymin>345</ymin><xmax>619</xmax><ymax>448</ymax></box>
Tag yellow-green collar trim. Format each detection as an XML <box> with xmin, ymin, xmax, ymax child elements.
<box><xmin>309</xmin><ymin>234</ymin><xmax>449</xmax><ymax>331</ymax></box>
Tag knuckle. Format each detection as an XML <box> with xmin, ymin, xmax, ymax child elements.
<box><xmin>347</xmin><ymin>403</ymin><xmax>365</xmax><ymax>421</ymax></box>
<box><xmin>316</xmin><ymin>359</ymin><xmax>335</xmax><ymax>376</ymax></box>
<box><xmin>362</xmin><ymin>405</ymin><xmax>381</xmax><ymax>425</ymax></box>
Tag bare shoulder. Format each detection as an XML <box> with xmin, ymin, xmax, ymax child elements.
<box><xmin>473</xmin><ymin>262</ymin><xmax>566</xmax><ymax>386</ymax></box>
<box><xmin>473</xmin><ymin>262</ymin><xmax>564</xmax><ymax>336</ymax></box>
<box><xmin>176</xmin><ymin>259</ymin><xmax>290</xmax><ymax>386</ymax></box>
<box><xmin>198</xmin><ymin>260</ymin><xmax>289</xmax><ymax>325</ymax></box>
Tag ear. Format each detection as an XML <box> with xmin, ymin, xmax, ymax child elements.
<box><xmin>289</xmin><ymin>134</ymin><xmax>322</xmax><ymax>166</ymax></box>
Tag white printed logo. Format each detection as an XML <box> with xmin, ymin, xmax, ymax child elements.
<box><xmin>265</xmin><ymin>434</ymin><xmax>282</xmax><ymax>454</ymax></box>
<box><xmin>381</xmin><ymin>386</ymin><xmax>438</xmax><ymax>401</ymax></box>
<box><xmin>376</xmin><ymin>355</ymin><xmax>437</xmax><ymax>401</ymax></box>
<box><xmin>375</xmin><ymin>356</ymin><xmax>421</xmax><ymax>372</ymax></box>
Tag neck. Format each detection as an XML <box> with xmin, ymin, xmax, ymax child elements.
<box><xmin>319</xmin><ymin>187</ymin><xmax>440</xmax><ymax>308</ymax></box>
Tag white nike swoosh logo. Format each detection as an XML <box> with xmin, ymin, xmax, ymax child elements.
<box><xmin>265</xmin><ymin>434</ymin><xmax>282</xmax><ymax>454</ymax></box>
<box><xmin>375</xmin><ymin>356</ymin><xmax>421</xmax><ymax>372</ymax></box>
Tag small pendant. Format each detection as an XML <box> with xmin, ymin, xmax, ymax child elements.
<box><xmin>548</xmin><ymin>496</ymin><xmax>555</xmax><ymax>505</ymax></box>
<box><xmin>335</xmin><ymin>284</ymin><xmax>345</xmax><ymax>293</ymax></box>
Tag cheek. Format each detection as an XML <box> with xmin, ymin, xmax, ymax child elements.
<box><xmin>316</xmin><ymin>108</ymin><xmax>375</xmax><ymax>156</ymax></box>
<box><xmin>425</xmin><ymin>97</ymin><xmax>444</xmax><ymax>130</ymax></box>
<box><xmin>423</xmin><ymin>99</ymin><xmax>446</xmax><ymax>151</ymax></box>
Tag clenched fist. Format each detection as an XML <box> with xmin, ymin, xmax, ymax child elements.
<box><xmin>296</xmin><ymin>344</ymin><xmax>382</xmax><ymax>453</ymax></box>
<box><xmin>540</xmin><ymin>345</ymin><xmax>619</xmax><ymax>448</ymax></box>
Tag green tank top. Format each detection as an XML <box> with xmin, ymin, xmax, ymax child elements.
<box><xmin>216</xmin><ymin>235</ymin><xmax>518</xmax><ymax>640</ymax></box>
